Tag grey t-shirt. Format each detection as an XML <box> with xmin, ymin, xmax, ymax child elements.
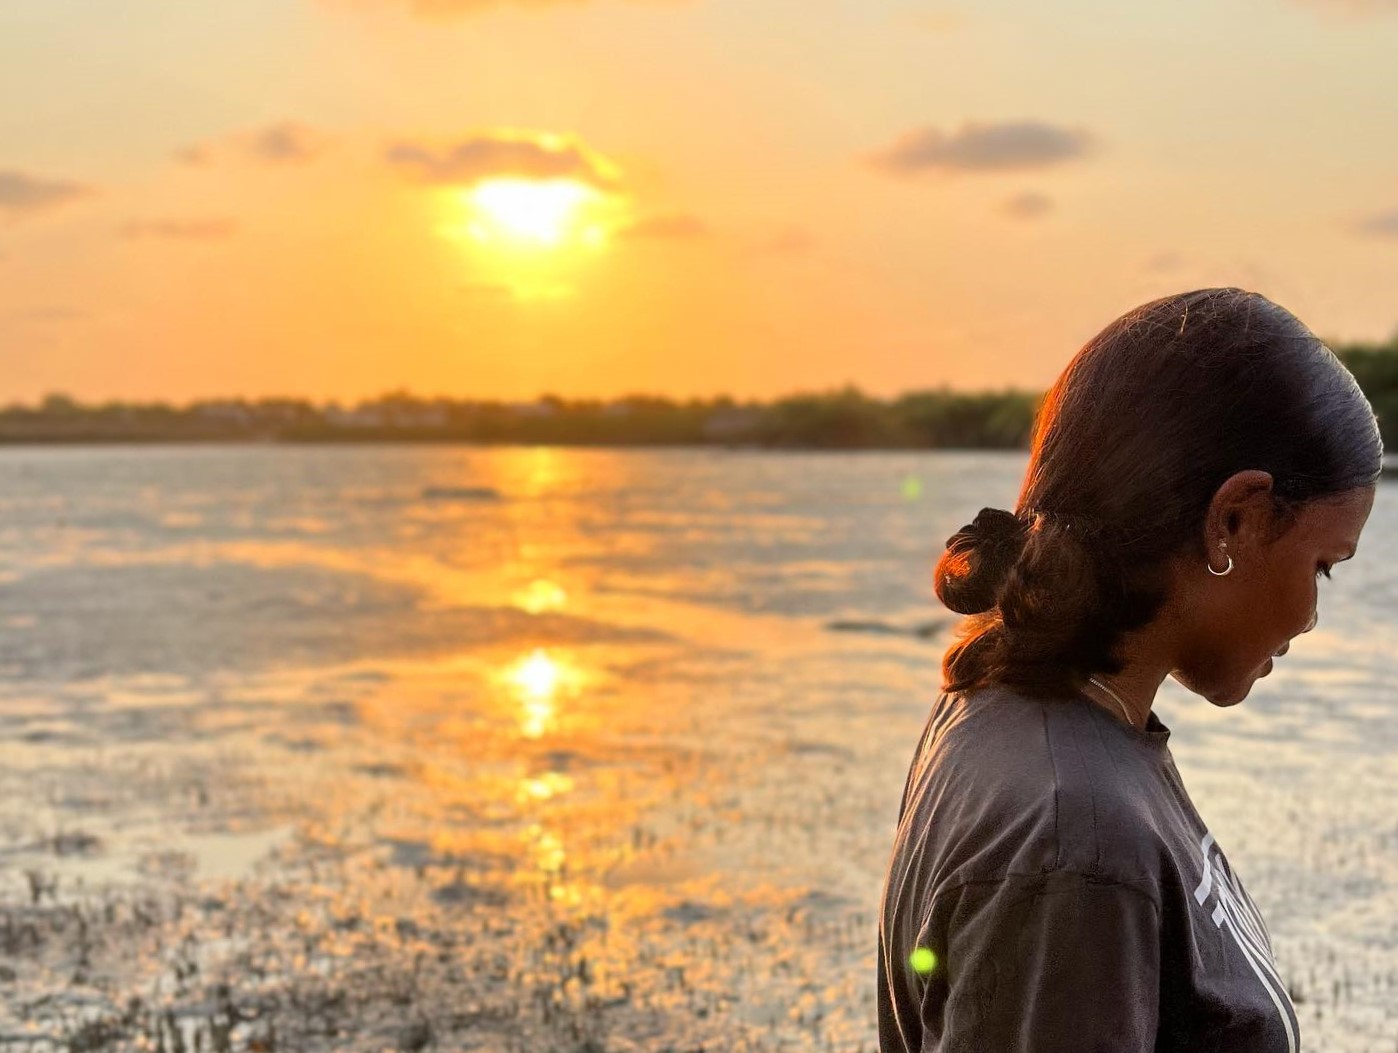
<box><xmin>877</xmin><ymin>686</ymin><xmax>1300</xmax><ymax>1053</ymax></box>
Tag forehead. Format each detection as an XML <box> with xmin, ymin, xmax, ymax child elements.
<box><xmin>1292</xmin><ymin>486</ymin><xmax>1375</xmax><ymax>551</ymax></box>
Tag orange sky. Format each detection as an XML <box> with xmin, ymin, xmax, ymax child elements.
<box><xmin>2</xmin><ymin>0</ymin><xmax>1398</xmax><ymax>403</ymax></box>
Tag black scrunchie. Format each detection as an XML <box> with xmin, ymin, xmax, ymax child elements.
<box><xmin>962</xmin><ymin>507</ymin><xmax>1028</xmax><ymax>551</ymax></box>
<box><xmin>938</xmin><ymin>506</ymin><xmax>1030</xmax><ymax>614</ymax></box>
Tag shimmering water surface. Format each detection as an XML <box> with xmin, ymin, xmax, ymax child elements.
<box><xmin>0</xmin><ymin>445</ymin><xmax>1394</xmax><ymax>1051</ymax></box>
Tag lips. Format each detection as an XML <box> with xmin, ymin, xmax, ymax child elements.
<box><xmin>1273</xmin><ymin>642</ymin><xmax>1290</xmax><ymax>658</ymax></box>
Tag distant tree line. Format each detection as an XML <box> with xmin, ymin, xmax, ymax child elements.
<box><xmin>4</xmin><ymin>333</ymin><xmax>1396</xmax><ymax>450</ymax></box>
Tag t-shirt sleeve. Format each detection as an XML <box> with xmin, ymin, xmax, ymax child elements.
<box><xmin>932</xmin><ymin>870</ymin><xmax>1161</xmax><ymax>1053</ymax></box>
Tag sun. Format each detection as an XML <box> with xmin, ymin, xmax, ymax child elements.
<box><xmin>463</xmin><ymin>179</ymin><xmax>606</xmax><ymax>249</ymax></box>
<box><xmin>441</xmin><ymin>173</ymin><xmax>623</xmax><ymax>298</ymax></box>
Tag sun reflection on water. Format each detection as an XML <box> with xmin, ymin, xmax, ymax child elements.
<box><xmin>513</xmin><ymin>578</ymin><xmax>568</xmax><ymax>614</ymax></box>
<box><xmin>501</xmin><ymin>647</ymin><xmax>583</xmax><ymax>739</ymax></box>
<box><xmin>517</xmin><ymin>770</ymin><xmax>574</xmax><ymax>802</ymax></box>
<box><xmin>511</xmin><ymin>648</ymin><xmax>561</xmax><ymax>697</ymax></box>
<box><xmin>530</xmin><ymin>826</ymin><xmax>567</xmax><ymax>873</ymax></box>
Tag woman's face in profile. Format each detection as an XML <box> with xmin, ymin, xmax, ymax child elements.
<box><xmin>1172</xmin><ymin>484</ymin><xmax>1376</xmax><ymax>706</ymax></box>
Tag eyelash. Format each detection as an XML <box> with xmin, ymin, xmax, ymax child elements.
<box><xmin>1317</xmin><ymin>564</ymin><xmax>1333</xmax><ymax>580</ymax></box>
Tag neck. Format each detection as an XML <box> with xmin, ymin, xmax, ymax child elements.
<box><xmin>1082</xmin><ymin>571</ymin><xmax>1196</xmax><ymax>729</ymax></box>
<box><xmin>1085</xmin><ymin>644</ymin><xmax>1169</xmax><ymax>730</ymax></box>
<box><xmin>1085</xmin><ymin>674</ymin><xmax>1148</xmax><ymax>729</ymax></box>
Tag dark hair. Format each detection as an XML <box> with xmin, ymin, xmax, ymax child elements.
<box><xmin>935</xmin><ymin>287</ymin><xmax>1383</xmax><ymax>699</ymax></box>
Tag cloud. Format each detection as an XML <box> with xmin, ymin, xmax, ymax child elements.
<box><xmin>867</xmin><ymin>120</ymin><xmax>1094</xmax><ymax>176</ymax></box>
<box><xmin>1001</xmin><ymin>191</ymin><xmax>1054</xmax><ymax>220</ymax></box>
<box><xmin>178</xmin><ymin>121</ymin><xmax>326</xmax><ymax>167</ymax></box>
<box><xmin>1143</xmin><ymin>251</ymin><xmax>1185</xmax><ymax>273</ymax></box>
<box><xmin>6</xmin><ymin>306</ymin><xmax>85</xmax><ymax>324</ymax></box>
<box><xmin>1353</xmin><ymin>209</ymin><xmax>1398</xmax><ymax>238</ymax></box>
<box><xmin>747</xmin><ymin>225</ymin><xmax>815</xmax><ymax>257</ymax></box>
<box><xmin>247</xmin><ymin>122</ymin><xmax>325</xmax><ymax>162</ymax></box>
<box><xmin>175</xmin><ymin>144</ymin><xmax>213</xmax><ymax>166</ymax></box>
<box><xmin>0</xmin><ymin>307</ymin><xmax>87</xmax><ymax>341</ymax></box>
<box><xmin>385</xmin><ymin>131</ymin><xmax>621</xmax><ymax>190</ymax></box>
<box><xmin>0</xmin><ymin>170</ymin><xmax>93</xmax><ymax>218</ymax></box>
<box><xmin>618</xmin><ymin>213</ymin><xmax>709</xmax><ymax>240</ymax></box>
<box><xmin>119</xmin><ymin>218</ymin><xmax>239</xmax><ymax>241</ymax></box>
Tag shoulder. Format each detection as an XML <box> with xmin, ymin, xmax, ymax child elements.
<box><xmin>901</xmin><ymin>685</ymin><xmax>1166</xmax><ymax>895</ymax></box>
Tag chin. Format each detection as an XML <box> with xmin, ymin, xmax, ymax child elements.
<box><xmin>1207</xmin><ymin>684</ymin><xmax>1253</xmax><ymax>707</ymax></box>
<box><xmin>1171</xmin><ymin>667</ymin><xmax>1262</xmax><ymax>707</ymax></box>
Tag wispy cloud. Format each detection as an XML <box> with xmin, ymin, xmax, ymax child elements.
<box><xmin>618</xmin><ymin>213</ymin><xmax>709</xmax><ymax>240</ymax></box>
<box><xmin>119</xmin><ymin>218</ymin><xmax>239</xmax><ymax>241</ymax></box>
<box><xmin>385</xmin><ymin>131</ymin><xmax>621</xmax><ymax>190</ymax></box>
<box><xmin>866</xmin><ymin>120</ymin><xmax>1094</xmax><ymax>176</ymax></box>
<box><xmin>178</xmin><ymin>121</ymin><xmax>327</xmax><ymax>167</ymax></box>
<box><xmin>246</xmin><ymin>122</ymin><xmax>326</xmax><ymax>162</ymax></box>
<box><xmin>4</xmin><ymin>306</ymin><xmax>86</xmax><ymax>324</ymax></box>
<box><xmin>1001</xmin><ymin>191</ymin><xmax>1054</xmax><ymax>220</ymax></box>
<box><xmin>0</xmin><ymin>306</ymin><xmax>87</xmax><ymax>342</ymax></box>
<box><xmin>747</xmin><ymin>225</ymin><xmax>815</xmax><ymax>257</ymax></box>
<box><xmin>1143</xmin><ymin>251</ymin><xmax>1185</xmax><ymax>273</ymax></box>
<box><xmin>0</xmin><ymin>170</ymin><xmax>93</xmax><ymax>219</ymax></box>
<box><xmin>1353</xmin><ymin>209</ymin><xmax>1398</xmax><ymax>238</ymax></box>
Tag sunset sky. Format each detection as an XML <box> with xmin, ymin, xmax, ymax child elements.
<box><xmin>3</xmin><ymin>0</ymin><xmax>1398</xmax><ymax>404</ymax></box>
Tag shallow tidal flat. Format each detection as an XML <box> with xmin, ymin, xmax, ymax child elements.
<box><xmin>0</xmin><ymin>446</ymin><xmax>1394</xmax><ymax>1050</ymax></box>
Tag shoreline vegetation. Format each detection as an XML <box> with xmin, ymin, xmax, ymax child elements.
<box><xmin>7</xmin><ymin>336</ymin><xmax>1398</xmax><ymax>451</ymax></box>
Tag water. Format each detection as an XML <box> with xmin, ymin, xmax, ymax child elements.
<box><xmin>0</xmin><ymin>445</ymin><xmax>1393</xmax><ymax>1050</ymax></box>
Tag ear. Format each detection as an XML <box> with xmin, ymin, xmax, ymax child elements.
<box><xmin>1202</xmin><ymin>470</ymin><xmax>1276</xmax><ymax>567</ymax></box>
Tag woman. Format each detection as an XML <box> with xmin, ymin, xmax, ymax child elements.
<box><xmin>877</xmin><ymin>288</ymin><xmax>1380</xmax><ymax>1052</ymax></box>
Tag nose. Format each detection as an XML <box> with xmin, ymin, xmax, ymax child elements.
<box><xmin>1302</xmin><ymin>610</ymin><xmax>1318</xmax><ymax>633</ymax></box>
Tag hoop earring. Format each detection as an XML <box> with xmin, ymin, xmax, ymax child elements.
<box><xmin>1208</xmin><ymin>542</ymin><xmax>1234</xmax><ymax>577</ymax></box>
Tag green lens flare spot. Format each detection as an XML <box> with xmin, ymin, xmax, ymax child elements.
<box><xmin>901</xmin><ymin>475</ymin><xmax>923</xmax><ymax>501</ymax></box>
<box><xmin>909</xmin><ymin>946</ymin><xmax>938</xmax><ymax>975</ymax></box>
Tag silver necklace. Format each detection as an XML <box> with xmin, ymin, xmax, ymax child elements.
<box><xmin>1087</xmin><ymin>675</ymin><xmax>1137</xmax><ymax>729</ymax></box>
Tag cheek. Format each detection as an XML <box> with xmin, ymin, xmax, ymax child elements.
<box><xmin>1178</xmin><ymin>565</ymin><xmax>1315</xmax><ymax>691</ymax></box>
<box><xmin>1283</xmin><ymin>571</ymin><xmax>1320</xmax><ymax>636</ymax></box>
<box><xmin>1255</xmin><ymin>564</ymin><xmax>1317</xmax><ymax>640</ymax></box>
<box><xmin>1215</xmin><ymin>575</ymin><xmax>1308</xmax><ymax>675</ymax></box>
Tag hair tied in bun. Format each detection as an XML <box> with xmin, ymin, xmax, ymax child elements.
<box><xmin>968</xmin><ymin>507</ymin><xmax>1027</xmax><ymax>549</ymax></box>
<box><xmin>935</xmin><ymin>506</ymin><xmax>1029</xmax><ymax>615</ymax></box>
